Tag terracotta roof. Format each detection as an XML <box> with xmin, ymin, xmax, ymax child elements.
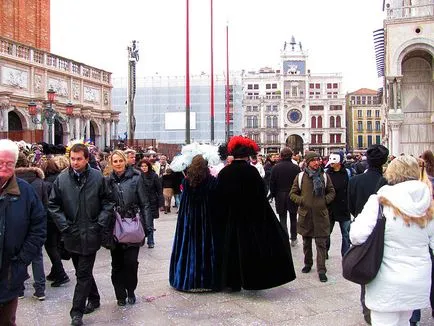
<box><xmin>349</xmin><ymin>88</ymin><xmax>378</xmax><ymax>95</ymax></box>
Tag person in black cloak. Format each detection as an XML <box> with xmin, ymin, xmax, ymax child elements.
<box><xmin>169</xmin><ymin>155</ymin><xmax>219</xmax><ymax>292</ymax></box>
<box><xmin>215</xmin><ymin>136</ymin><xmax>296</xmax><ymax>291</ymax></box>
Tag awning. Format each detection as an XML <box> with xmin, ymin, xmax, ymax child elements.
<box><xmin>373</xmin><ymin>28</ymin><xmax>385</xmax><ymax>78</ymax></box>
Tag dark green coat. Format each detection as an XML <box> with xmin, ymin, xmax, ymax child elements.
<box><xmin>289</xmin><ymin>171</ymin><xmax>335</xmax><ymax>237</ymax></box>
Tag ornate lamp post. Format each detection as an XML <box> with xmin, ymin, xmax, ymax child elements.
<box><xmin>28</xmin><ymin>89</ymin><xmax>74</xmax><ymax>144</ymax></box>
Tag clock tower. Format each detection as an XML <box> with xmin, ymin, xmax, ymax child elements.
<box><xmin>241</xmin><ymin>36</ymin><xmax>346</xmax><ymax>156</ymax></box>
<box><xmin>280</xmin><ymin>36</ymin><xmax>309</xmax><ymax>154</ymax></box>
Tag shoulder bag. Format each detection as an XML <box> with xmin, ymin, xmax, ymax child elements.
<box><xmin>112</xmin><ymin>181</ymin><xmax>145</xmax><ymax>244</ymax></box>
<box><xmin>342</xmin><ymin>205</ymin><xmax>386</xmax><ymax>285</ymax></box>
<box><xmin>113</xmin><ymin>210</ymin><xmax>145</xmax><ymax>244</ymax></box>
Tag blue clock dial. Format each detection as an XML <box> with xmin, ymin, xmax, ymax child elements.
<box><xmin>287</xmin><ymin>109</ymin><xmax>302</xmax><ymax>123</ymax></box>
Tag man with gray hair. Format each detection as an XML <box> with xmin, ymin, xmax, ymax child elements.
<box><xmin>124</xmin><ymin>148</ymin><xmax>137</xmax><ymax>167</ymax></box>
<box><xmin>0</xmin><ymin>139</ymin><xmax>46</xmax><ymax>325</ymax></box>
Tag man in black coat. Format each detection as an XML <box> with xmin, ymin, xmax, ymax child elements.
<box><xmin>269</xmin><ymin>147</ymin><xmax>300</xmax><ymax>246</ymax></box>
<box><xmin>216</xmin><ymin>136</ymin><xmax>296</xmax><ymax>291</ymax></box>
<box><xmin>347</xmin><ymin>144</ymin><xmax>389</xmax><ymax>325</ymax></box>
<box><xmin>49</xmin><ymin>144</ymin><xmax>114</xmax><ymax>326</ymax></box>
<box><xmin>325</xmin><ymin>152</ymin><xmax>351</xmax><ymax>258</ymax></box>
<box><xmin>348</xmin><ymin>145</ymin><xmax>389</xmax><ymax>218</ymax></box>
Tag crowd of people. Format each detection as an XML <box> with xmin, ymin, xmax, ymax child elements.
<box><xmin>0</xmin><ymin>136</ymin><xmax>433</xmax><ymax>326</ymax></box>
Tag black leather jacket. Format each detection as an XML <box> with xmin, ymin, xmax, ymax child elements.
<box><xmin>106</xmin><ymin>166</ymin><xmax>151</xmax><ymax>231</ymax></box>
<box><xmin>48</xmin><ymin>165</ymin><xmax>114</xmax><ymax>255</ymax></box>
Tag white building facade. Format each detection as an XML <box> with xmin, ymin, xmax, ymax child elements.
<box><xmin>382</xmin><ymin>0</ymin><xmax>434</xmax><ymax>156</ymax></box>
<box><xmin>0</xmin><ymin>36</ymin><xmax>118</xmax><ymax>148</ymax></box>
<box><xmin>242</xmin><ymin>38</ymin><xmax>346</xmax><ymax>156</ymax></box>
<box><xmin>112</xmin><ymin>73</ymin><xmax>243</xmax><ymax>144</ymax></box>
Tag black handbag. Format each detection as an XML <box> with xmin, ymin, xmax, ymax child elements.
<box><xmin>342</xmin><ymin>205</ymin><xmax>386</xmax><ymax>285</ymax></box>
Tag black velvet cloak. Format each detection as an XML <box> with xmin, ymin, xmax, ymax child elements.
<box><xmin>169</xmin><ymin>175</ymin><xmax>219</xmax><ymax>291</ymax></box>
<box><xmin>216</xmin><ymin>160</ymin><xmax>296</xmax><ymax>290</ymax></box>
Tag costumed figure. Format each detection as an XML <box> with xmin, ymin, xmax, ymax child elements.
<box><xmin>170</xmin><ymin>143</ymin><xmax>222</xmax><ymax>174</ymax></box>
<box><xmin>216</xmin><ymin>136</ymin><xmax>296</xmax><ymax>291</ymax></box>
<box><xmin>169</xmin><ymin>154</ymin><xmax>219</xmax><ymax>292</ymax></box>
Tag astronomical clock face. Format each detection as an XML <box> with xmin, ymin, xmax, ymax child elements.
<box><xmin>287</xmin><ymin>109</ymin><xmax>302</xmax><ymax>124</ymax></box>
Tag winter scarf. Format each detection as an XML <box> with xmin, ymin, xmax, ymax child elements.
<box><xmin>305</xmin><ymin>167</ymin><xmax>324</xmax><ymax>197</ymax></box>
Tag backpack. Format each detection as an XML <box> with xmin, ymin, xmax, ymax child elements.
<box><xmin>297</xmin><ymin>171</ymin><xmax>327</xmax><ymax>190</ymax></box>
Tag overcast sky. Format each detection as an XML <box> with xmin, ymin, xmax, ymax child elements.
<box><xmin>51</xmin><ymin>0</ymin><xmax>385</xmax><ymax>93</ymax></box>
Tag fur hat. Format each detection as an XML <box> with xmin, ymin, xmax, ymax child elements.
<box><xmin>305</xmin><ymin>151</ymin><xmax>320</xmax><ymax>164</ymax></box>
<box><xmin>367</xmin><ymin>144</ymin><xmax>389</xmax><ymax>167</ymax></box>
<box><xmin>227</xmin><ymin>136</ymin><xmax>259</xmax><ymax>159</ymax></box>
<box><xmin>16</xmin><ymin>152</ymin><xmax>29</xmax><ymax>168</ymax></box>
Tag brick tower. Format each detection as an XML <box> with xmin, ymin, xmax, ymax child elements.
<box><xmin>0</xmin><ymin>0</ymin><xmax>50</xmax><ymax>51</ymax></box>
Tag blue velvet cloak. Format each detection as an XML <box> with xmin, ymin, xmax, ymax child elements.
<box><xmin>169</xmin><ymin>175</ymin><xmax>219</xmax><ymax>291</ymax></box>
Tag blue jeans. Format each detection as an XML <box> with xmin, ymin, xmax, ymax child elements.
<box><xmin>327</xmin><ymin>219</ymin><xmax>351</xmax><ymax>257</ymax></box>
<box><xmin>31</xmin><ymin>247</ymin><xmax>46</xmax><ymax>294</ymax></box>
<box><xmin>174</xmin><ymin>193</ymin><xmax>181</xmax><ymax>208</ymax></box>
<box><xmin>21</xmin><ymin>247</ymin><xmax>46</xmax><ymax>295</ymax></box>
<box><xmin>410</xmin><ymin>309</ymin><xmax>420</xmax><ymax>323</ymax></box>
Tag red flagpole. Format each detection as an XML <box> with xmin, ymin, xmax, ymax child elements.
<box><xmin>210</xmin><ymin>0</ymin><xmax>215</xmax><ymax>143</ymax></box>
<box><xmin>185</xmin><ymin>0</ymin><xmax>191</xmax><ymax>144</ymax></box>
<box><xmin>225</xmin><ymin>23</ymin><xmax>230</xmax><ymax>141</ymax></box>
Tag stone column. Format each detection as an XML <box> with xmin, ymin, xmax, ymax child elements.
<box><xmin>386</xmin><ymin>77</ymin><xmax>395</xmax><ymax>112</ymax></box>
<box><xmin>0</xmin><ymin>101</ymin><xmax>9</xmax><ymax>132</ymax></box>
<box><xmin>114</xmin><ymin>121</ymin><xmax>119</xmax><ymax>140</ymax></box>
<box><xmin>43</xmin><ymin>121</ymin><xmax>49</xmax><ymax>143</ymax></box>
<box><xmin>86</xmin><ymin>118</ymin><xmax>91</xmax><ymax>140</ymax></box>
<box><xmin>396</xmin><ymin>77</ymin><xmax>402</xmax><ymax>113</ymax></box>
<box><xmin>390</xmin><ymin>121</ymin><xmax>402</xmax><ymax>156</ymax></box>
<box><xmin>388</xmin><ymin>116</ymin><xmax>404</xmax><ymax>156</ymax></box>
<box><xmin>105</xmin><ymin>120</ymin><xmax>111</xmax><ymax>148</ymax></box>
<box><xmin>75</xmin><ymin>116</ymin><xmax>81</xmax><ymax>139</ymax></box>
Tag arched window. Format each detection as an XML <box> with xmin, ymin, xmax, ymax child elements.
<box><xmin>336</xmin><ymin>115</ymin><xmax>341</xmax><ymax>128</ymax></box>
<box><xmin>266</xmin><ymin>116</ymin><xmax>272</xmax><ymax>128</ymax></box>
<box><xmin>252</xmin><ymin>116</ymin><xmax>258</xmax><ymax>128</ymax></box>
<box><xmin>318</xmin><ymin>116</ymin><xmax>323</xmax><ymax>128</ymax></box>
<box><xmin>329</xmin><ymin>116</ymin><xmax>335</xmax><ymax>128</ymax></box>
<box><xmin>311</xmin><ymin>116</ymin><xmax>317</xmax><ymax>128</ymax></box>
<box><xmin>247</xmin><ymin>116</ymin><xmax>253</xmax><ymax>128</ymax></box>
<box><xmin>272</xmin><ymin>116</ymin><xmax>278</xmax><ymax>128</ymax></box>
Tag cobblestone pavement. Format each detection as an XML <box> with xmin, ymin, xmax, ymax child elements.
<box><xmin>17</xmin><ymin>208</ymin><xmax>433</xmax><ymax>326</ymax></box>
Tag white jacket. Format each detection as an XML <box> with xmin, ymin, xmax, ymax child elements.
<box><xmin>251</xmin><ymin>162</ymin><xmax>265</xmax><ymax>178</ymax></box>
<box><xmin>349</xmin><ymin>180</ymin><xmax>434</xmax><ymax>312</ymax></box>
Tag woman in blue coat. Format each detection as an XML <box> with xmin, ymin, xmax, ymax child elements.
<box><xmin>169</xmin><ymin>155</ymin><xmax>218</xmax><ymax>292</ymax></box>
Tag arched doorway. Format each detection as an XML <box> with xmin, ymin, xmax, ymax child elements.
<box><xmin>90</xmin><ymin>121</ymin><xmax>96</xmax><ymax>144</ymax></box>
<box><xmin>8</xmin><ymin>111</ymin><xmax>22</xmax><ymax>131</ymax></box>
<box><xmin>54</xmin><ymin>119</ymin><xmax>63</xmax><ymax>145</ymax></box>
<box><xmin>7</xmin><ymin>111</ymin><xmax>24</xmax><ymax>142</ymax></box>
<box><xmin>286</xmin><ymin>134</ymin><xmax>303</xmax><ymax>155</ymax></box>
<box><xmin>400</xmin><ymin>49</ymin><xmax>433</xmax><ymax>155</ymax></box>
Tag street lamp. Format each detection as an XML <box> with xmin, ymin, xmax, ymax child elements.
<box><xmin>28</xmin><ymin>89</ymin><xmax>74</xmax><ymax>144</ymax></box>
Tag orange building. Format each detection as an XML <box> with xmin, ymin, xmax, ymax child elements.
<box><xmin>346</xmin><ymin>88</ymin><xmax>384</xmax><ymax>152</ymax></box>
<box><xmin>0</xmin><ymin>0</ymin><xmax>118</xmax><ymax>146</ymax></box>
<box><xmin>0</xmin><ymin>0</ymin><xmax>50</xmax><ymax>51</ymax></box>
